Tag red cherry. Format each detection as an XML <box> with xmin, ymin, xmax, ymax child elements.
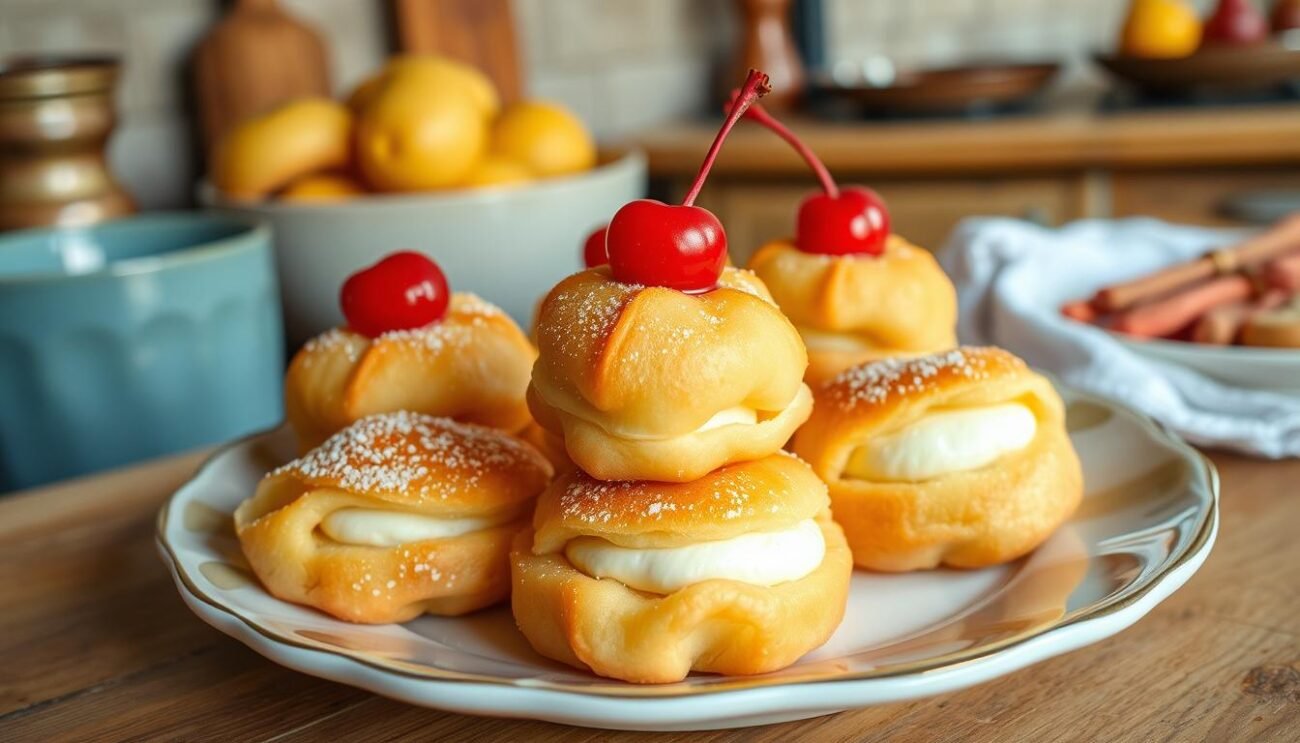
<box><xmin>606</xmin><ymin>200</ymin><xmax>727</xmax><ymax>290</ymax></box>
<box><xmin>339</xmin><ymin>251</ymin><xmax>449</xmax><ymax>337</ymax></box>
<box><xmin>796</xmin><ymin>186</ymin><xmax>889</xmax><ymax>256</ymax></box>
<box><xmin>582</xmin><ymin>225</ymin><xmax>608</xmax><ymax>267</ymax></box>
<box><xmin>738</xmin><ymin>97</ymin><xmax>891</xmax><ymax>257</ymax></box>
<box><xmin>605</xmin><ymin>70</ymin><xmax>770</xmax><ymax>291</ymax></box>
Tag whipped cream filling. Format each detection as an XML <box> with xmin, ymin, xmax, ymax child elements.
<box><xmin>797</xmin><ymin>326</ymin><xmax>877</xmax><ymax>353</ymax></box>
<box><xmin>320</xmin><ymin>508</ymin><xmax>509</xmax><ymax>547</ymax></box>
<box><xmin>696</xmin><ymin>405</ymin><xmax>759</xmax><ymax>432</ymax></box>
<box><xmin>846</xmin><ymin>403</ymin><xmax>1037</xmax><ymax>482</ymax></box>
<box><xmin>564</xmin><ymin>518</ymin><xmax>825</xmax><ymax>594</ymax></box>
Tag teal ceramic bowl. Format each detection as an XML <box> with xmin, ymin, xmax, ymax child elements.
<box><xmin>0</xmin><ymin>214</ymin><xmax>284</xmax><ymax>491</ymax></box>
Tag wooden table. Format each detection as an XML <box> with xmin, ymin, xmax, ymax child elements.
<box><xmin>2</xmin><ymin>449</ymin><xmax>1297</xmax><ymax>741</ymax></box>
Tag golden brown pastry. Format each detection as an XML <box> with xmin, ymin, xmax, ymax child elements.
<box><xmin>793</xmin><ymin>346</ymin><xmax>1082</xmax><ymax>572</ymax></box>
<box><xmin>748</xmin><ymin>235</ymin><xmax>958</xmax><ymax>385</ymax></box>
<box><xmin>529</xmin><ymin>266</ymin><xmax>812</xmax><ymax>482</ymax></box>
<box><xmin>285</xmin><ymin>293</ymin><xmax>535</xmax><ymax>452</ymax></box>
<box><xmin>236</xmin><ymin>411</ymin><xmax>552</xmax><ymax>623</ymax></box>
<box><xmin>510</xmin><ymin>452</ymin><xmax>852</xmax><ymax>683</ymax></box>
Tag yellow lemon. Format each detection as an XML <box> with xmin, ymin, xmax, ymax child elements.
<box><xmin>279</xmin><ymin>173</ymin><xmax>366</xmax><ymax>202</ymax></box>
<box><xmin>490</xmin><ymin>100</ymin><xmax>596</xmax><ymax>179</ymax></box>
<box><xmin>355</xmin><ymin>75</ymin><xmax>487</xmax><ymax>191</ymax></box>
<box><xmin>212</xmin><ymin>98</ymin><xmax>351</xmax><ymax>200</ymax></box>
<box><xmin>463</xmin><ymin>156</ymin><xmax>534</xmax><ymax>188</ymax></box>
<box><xmin>1120</xmin><ymin>0</ymin><xmax>1202</xmax><ymax>59</ymax></box>
<box><xmin>348</xmin><ymin>55</ymin><xmax>499</xmax><ymax>120</ymax></box>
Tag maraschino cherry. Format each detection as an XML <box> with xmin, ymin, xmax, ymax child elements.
<box><xmin>582</xmin><ymin>225</ymin><xmax>608</xmax><ymax>267</ymax></box>
<box><xmin>604</xmin><ymin>69</ymin><xmax>771</xmax><ymax>291</ymax></box>
<box><xmin>739</xmin><ymin>98</ymin><xmax>889</xmax><ymax>256</ymax></box>
<box><xmin>340</xmin><ymin>251</ymin><xmax>450</xmax><ymax>337</ymax></box>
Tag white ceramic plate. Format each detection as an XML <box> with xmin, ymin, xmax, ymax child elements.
<box><xmin>158</xmin><ymin>387</ymin><xmax>1217</xmax><ymax>731</ymax></box>
<box><xmin>1112</xmin><ymin>332</ymin><xmax>1300</xmax><ymax>397</ymax></box>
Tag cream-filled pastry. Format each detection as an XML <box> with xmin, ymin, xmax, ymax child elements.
<box><xmin>285</xmin><ymin>292</ymin><xmax>535</xmax><ymax>453</ymax></box>
<box><xmin>510</xmin><ymin>452</ymin><xmax>852</xmax><ymax>684</ymax></box>
<box><xmin>564</xmin><ymin>518</ymin><xmax>825</xmax><ymax>594</ymax></box>
<box><xmin>793</xmin><ymin>347</ymin><xmax>1082</xmax><ymax>572</ymax></box>
<box><xmin>748</xmin><ymin>235</ymin><xmax>958</xmax><ymax>386</ymax></box>
<box><xmin>844</xmin><ymin>402</ymin><xmax>1037</xmax><ymax>482</ymax></box>
<box><xmin>528</xmin><ymin>265</ymin><xmax>812</xmax><ymax>482</ymax></box>
<box><xmin>235</xmin><ymin>411</ymin><xmax>552</xmax><ymax>623</ymax></box>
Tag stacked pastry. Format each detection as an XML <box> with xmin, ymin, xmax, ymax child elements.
<box><xmin>237</xmin><ymin>252</ymin><xmax>554</xmax><ymax>623</ymax></box>
<box><xmin>516</xmin><ymin>266</ymin><xmax>853</xmax><ymax>683</ymax></box>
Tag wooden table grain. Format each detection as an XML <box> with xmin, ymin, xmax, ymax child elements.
<box><xmin>1</xmin><ymin>449</ymin><xmax>1297</xmax><ymax>742</ymax></box>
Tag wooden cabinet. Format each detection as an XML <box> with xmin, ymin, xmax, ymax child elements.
<box><xmin>1110</xmin><ymin>169</ymin><xmax>1300</xmax><ymax>227</ymax></box>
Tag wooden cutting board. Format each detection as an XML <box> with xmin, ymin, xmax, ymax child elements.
<box><xmin>193</xmin><ymin>0</ymin><xmax>331</xmax><ymax>155</ymax></box>
<box><xmin>392</xmin><ymin>0</ymin><xmax>521</xmax><ymax>103</ymax></box>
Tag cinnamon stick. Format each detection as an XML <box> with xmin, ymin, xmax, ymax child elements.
<box><xmin>1110</xmin><ymin>275</ymin><xmax>1253</xmax><ymax>338</ymax></box>
<box><xmin>1093</xmin><ymin>213</ymin><xmax>1300</xmax><ymax>312</ymax></box>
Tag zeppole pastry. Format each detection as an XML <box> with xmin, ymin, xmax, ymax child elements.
<box><xmin>528</xmin><ymin>266</ymin><xmax>811</xmax><ymax>482</ymax></box>
<box><xmin>749</xmin><ymin>236</ymin><xmax>958</xmax><ymax>385</ymax></box>
<box><xmin>285</xmin><ymin>252</ymin><xmax>535</xmax><ymax>452</ymax></box>
<box><xmin>736</xmin><ymin>99</ymin><xmax>956</xmax><ymax>385</ymax></box>
<box><xmin>510</xmin><ymin>452</ymin><xmax>852</xmax><ymax>683</ymax></box>
<box><xmin>236</xmin><ymin>411</ymin><xmax>552</xmax><ymax>623</ymax></box>
<box><xmin>793</xmin><ymin>347</ymin><xmax>1082</xmax><ymax>572</ymax></box>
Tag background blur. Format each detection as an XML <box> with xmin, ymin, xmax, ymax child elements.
<box><xmin>0</xmin><ymin>0</ymin><xmax>1234</xmax><ymax>209</ymax></box>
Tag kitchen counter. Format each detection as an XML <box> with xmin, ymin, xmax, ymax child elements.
<box><xmin>621</xmin><ymin>104</ymin><xmax>1300</xmax><ymax>177</ymax></box>
<box><xmin>2</xmin><ymin>447</ymin><xmax>1297</xmax><ymax>741</ymax></box>
<box><xmin>614</xmin><ymin>103</ymin><xmax>1300</xmax><ymax>260</ymax></box>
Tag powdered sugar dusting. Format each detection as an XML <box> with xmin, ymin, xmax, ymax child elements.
<box><xmin>827</xmin><ymin>347</ymin><xmax>1011</xmax><ymax>409</ymax></box>
<box><xmin>377</xmin><ymin>293</ymin><xmax>508</xmax><ymax>356</ymax></box>
<box><xmin>275</xmin><ymin>411</ymin><xmax>545</xmax><ymax>502</ymax></box>
<box><xmin>538</xmin><ymin>275</ymin><xmax>643</xmax><ymax>365</ymax></box>
<box><xmin>300</xmin><ymin>328</ymin><xmax>360</xmax><ymax>364</ymax></box>
<box><xmin>556</xmin><ymin>466</ymin><xmax>789</xmax><ymax>525</ymax></box>
<box><xmin>298</xmin><ymin>293</ymin><xmax>511</xmax><ymax>364</ymax></box>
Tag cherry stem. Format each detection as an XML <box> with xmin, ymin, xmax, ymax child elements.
<box><xmin>681</xmin><ymin>69</ymin><xmax>771</xmax><ymax>207</ymax></box>
<box><xmin>741</xmin><ymin>100</ymin><xmax>838</xmax><ymax>198</ymax></box>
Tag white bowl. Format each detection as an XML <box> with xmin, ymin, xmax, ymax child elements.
<box><xmin>201</xmin><ymin>152</ymin><xmax>647</xmax><ymax>345</ymax></box>
<box><xmin>1112</xmin><ymin>333</ymin><xmax>1300</xmax><ymax>397</ymax></box>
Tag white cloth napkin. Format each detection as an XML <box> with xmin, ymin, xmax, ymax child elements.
<box><xmin>936</xmin><ymin>216</ymin><xmax>1300</xmax><ymax>458</ymax></box>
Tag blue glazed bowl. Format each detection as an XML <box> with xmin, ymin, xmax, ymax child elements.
<box><xmin>0</xmin><ymin>213</ymin><xmax>284</xmax><ymax>491</ymax></box>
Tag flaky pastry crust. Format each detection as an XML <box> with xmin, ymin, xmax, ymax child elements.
<box><xmin>285</xmin><ymin>293</ymin><xmax>535</xmax><ymax>452</ymax></box>
<box><xmin>510</xmin><ymin>513</ymin><xmax>850</xmax><ymax>683</ymax></box>
<box><xmin>793</xmin><ymin>347</ymin><xmax>1082</xmax><ymax>571</ymax></box>
<box><xmin>529</xmin><ymin>266</ymin><xmax>810</xmax><ymax>482</ymax></box>
<box><xmin>748</xmin><ymin>236</ymin><xmax>957</xmax><ymax>385</ymax></box>
<box><xmin>531</xmin><ymin>452</ymin><xmax>829</xmax><ymax>552</ymax></box>
<box><xmin>235</xmin><ymin>412</ymin><xmax>552</xmax><ymax>622</ymax></box>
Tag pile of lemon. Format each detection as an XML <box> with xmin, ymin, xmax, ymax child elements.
<box><xmin>211</xmin><ymin>56</ymin><xmax>596</xmax><ymax>202</ymax></box>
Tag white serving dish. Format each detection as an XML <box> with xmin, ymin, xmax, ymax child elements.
<box><xmin>158</xmin><ymin>385</ymin><xmax>1217</xmax><ymax>731</ymax></box>
<box><xmin>1113</xmin><ymin>333</ymin><xmax>1300</xmax><ymax>396</ymax></box>
<box><xmin>201</xmin><ymin>152</ymin><xmax>646</xmax><ymax>345</ymax></box>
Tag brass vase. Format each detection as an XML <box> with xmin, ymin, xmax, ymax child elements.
<box><xmin>0</xmin><ymin>57</ymin><xmax>135</xmax><ymax>231</ymax></box>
